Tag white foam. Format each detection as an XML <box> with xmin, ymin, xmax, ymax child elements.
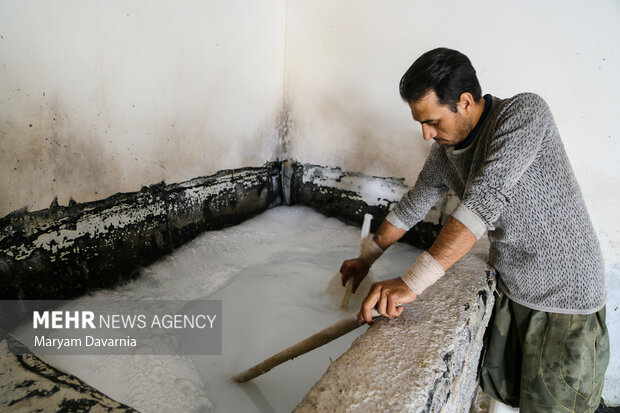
<box><xmin>13</xmin><ymin>206</ymin><xmax>422</xmax><ymax>412</ymax></box>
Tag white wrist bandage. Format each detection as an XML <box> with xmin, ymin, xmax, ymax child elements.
<box><xmin>400</xmin><ymin>251</ymin><xmax>445</xmax><ymax>295</ymax></box>
<box><xmin>358</xmin><ymin>236</ymin><xmax>384</xmax><ymax>268</ymax></box>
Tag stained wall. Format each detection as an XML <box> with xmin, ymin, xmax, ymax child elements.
<box><xmin>0</xmin><ymin>0</ymin><xmax>286</xmax><ymax>216</ymax></box>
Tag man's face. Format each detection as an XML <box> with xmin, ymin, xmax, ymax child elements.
<box><xmin>408</xmin><ymin>90</ymin><xmax>472</xmax><ymax>147</ymax></box>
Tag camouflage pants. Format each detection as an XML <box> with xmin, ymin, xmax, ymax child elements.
<box><xmin>480</xmin><ymin>290</ymin><xmax>609</xmax><ymax>412</ymax></box>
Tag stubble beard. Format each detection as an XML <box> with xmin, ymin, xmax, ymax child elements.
<box><xmin>445</xmin><ymin>114</ymin><xmax>472</xmax><ymax>147</ymax></box>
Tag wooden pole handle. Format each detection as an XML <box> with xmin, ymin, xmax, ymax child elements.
<box><xmin>232</xmin><ymin>309</ymin><xmax>380</xmax><ymax>383</ymax></box>
<box><xmin>340</xmin><ymin>214</ymin><xmax>373</xmax><ymax>310</ymax></box>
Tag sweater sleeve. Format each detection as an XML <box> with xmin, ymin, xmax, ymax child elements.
<box><xmin>453</xmin><ymin>93</ymin><xmax>548</xmax><ymax>237</ymax></box>
<box><xmin>387</xmin><ymin>145</ymin><xmax>449</xmax><ymax>230</ymax></box>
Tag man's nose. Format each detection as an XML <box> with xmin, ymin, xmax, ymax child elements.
<box><xmin>421</xmin><ymin>124</ymin><xmax>436</xmax><ymax>141</ymax></box>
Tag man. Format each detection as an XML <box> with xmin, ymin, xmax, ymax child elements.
<box><xmin>339</xmin><ymin>48</ymin><xmax>609</xmax><ymax>412</ymax></box>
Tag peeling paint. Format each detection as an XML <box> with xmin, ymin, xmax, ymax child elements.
<box><xmin>291</xmin><ymin>163</ymin><xmax>446</xmax><ymax>249</ymax></box>
<box><xmin>301</xmin><ymin>164</ymin><xmax>408</xmax><ymax>208</ymax></box>
<box><xmin>0</xmin><ymin>163</ymin><xmax>282</xmax><ymax>300</ymax></box>
<box><xmin>7</xmin><ymin>202</ymin><xmax>167</xmax><ymax>261</ymax></box>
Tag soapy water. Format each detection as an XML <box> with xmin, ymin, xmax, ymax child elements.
<box><xmin>13</xmin><ymin>206</ymin><xmax>422</xmax><ymax>412</ymax></box>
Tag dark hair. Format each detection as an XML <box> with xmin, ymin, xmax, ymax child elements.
<box><xmin>399</xmin><ymin>48</ymin><xmax>482</xmax><ymax>112</ymax></box>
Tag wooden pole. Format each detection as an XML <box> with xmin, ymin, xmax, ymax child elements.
<box><xmin>339</xmin><ymin>214</ymin><xmax>373</xmax><ymax>310</ymax></box>
<box><xmin>231</xmin><ymin>309</ymin><xmax>379</xmax><ymax>383</ymax></box>
<box><xmin>339</xmin><ymin>279</ymin><xmax>354</xmax><ymax>309</ymax></box>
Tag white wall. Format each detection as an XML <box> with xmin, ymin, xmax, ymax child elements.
<box><xmin>284</xmin><ymin>1</ymin><xmax>620</xmax><ymax>403</ymax></box>
<box><xmin>0</xmin><ymin>0</ymin><xmax>286</xmax><ymax>216</ymax></box>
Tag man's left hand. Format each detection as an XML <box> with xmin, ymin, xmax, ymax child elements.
<box><xmin>358</xmin><ymin>278</ymin><xmax>417</xmax><ymax>324</ymax></box>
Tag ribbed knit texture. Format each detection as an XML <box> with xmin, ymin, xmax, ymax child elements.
<box><xmin>388</xmin><ymin>93</ymin><xmax>606</xmax><ymax>314</ymax></box>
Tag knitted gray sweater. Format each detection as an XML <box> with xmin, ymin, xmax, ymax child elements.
<box><xmin>387</xmin><ymin>93</ymin><xmax>606</xmax><ymax>314</ymax></box>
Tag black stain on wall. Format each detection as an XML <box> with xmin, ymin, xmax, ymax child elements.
<box><xmin>0</xmin><ymin>163</ymin><xmax>282</xmax><ymax>301</ymax></box>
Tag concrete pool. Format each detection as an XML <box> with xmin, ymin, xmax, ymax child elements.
<box><xmin>11</xmin><ymin>206</ymin><xmax>424</xmax><ymax>412</ymax></box>
<box><xmin>2</xmin><ymin>163</ymin><xmax>499</xmax><ymax>412</ymax></box>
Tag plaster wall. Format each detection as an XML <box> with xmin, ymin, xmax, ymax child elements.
<box><xmin>0</xmin><ymin>0</ymin><xmax>286</xmax><ymax>217</ymax></box>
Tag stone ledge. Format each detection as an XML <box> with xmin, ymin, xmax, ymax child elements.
<box><xmin>294</xmin><ymin>238</ymin><xmax>495</xmax><ymax>412</ymax></box>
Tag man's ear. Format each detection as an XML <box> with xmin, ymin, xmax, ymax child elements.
<box><xmin>458</xmin><ymin>92</ymin><xmax>475</xmax><ymax>113</ymax></box>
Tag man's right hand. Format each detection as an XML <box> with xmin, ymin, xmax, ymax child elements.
<box><xmin>339</xmin><ymin>258</ymin><xmax>370</xmax><ymax>293</ymax></box>
<box><xmin>338</xmin><ymin>219</ymin><xmax>407</xmax><ymax>294</ymax></box>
